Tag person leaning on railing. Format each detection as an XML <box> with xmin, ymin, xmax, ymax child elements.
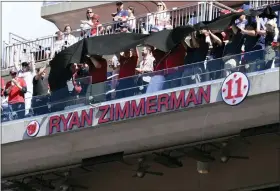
<box><xmin>49</xmin><ymin>31</ymin><xmax>64</xmax><ymax>59</ymax></box>
<box><xmin>80</xmin><ymin>8</ymin><xmax>95</xmax><ymax>38</ymax></box>
<box><xmin>126</xmin><ymin>6</ymin><xmax>136</xmax><ymax>32</ymax></box>
<box><xmin>147</xmin><ymin>2</ymin><xmax>172</xmax><ymax>32</ymax></box>
<box><xmin>63</xmin><ymin>25</ymin><xmax>78</xmax><ymax>48</ymax></box>
<box><xmin>109</xmin><ymin>1</ymin><xmax>129</xmax><ymax>33</ymax></box>
<box><xmin>135</xmin><ymin>45</ymin><xmax>155</xmax><ymax>94</ymax></box>
<box><xmin>81</xmin><ymin>10</ymin><xmax>104</xmax><ymax>37</ymax></box>
<box><xmin>90</xmin><ymin>14</ymin><xmax>104</xmax><ymax>37</ymax></box>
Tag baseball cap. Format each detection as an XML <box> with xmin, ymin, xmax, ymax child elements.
<box><xmin>9</xmin><ymin>68</ymin><xmax>18</xmax><ymax>75</ymax></box>
<box><xmin>21</xmin><ymin>62</ymin><xmax>29</xmax><ymax>67</ymax></box>
<box><xmin>241</xmin><ymin>4</ymin><xmax>251</xmax><ymax>11</ymax></box>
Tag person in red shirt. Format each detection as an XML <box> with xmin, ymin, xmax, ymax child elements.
<box><xmin>90</xmin><ymin>14</ymin><xmax>104</xmax><ymax>36</ymax></box>
<box><xmin>70</xmin><ymin>63</ymin><xmax>90</xmax><ymax>96</ymax></box>
<box><xmin>146</xmin><ymin>42</ymin><xmax>186</xmax><ymax>93</ymax></box>
<box><xmin>115</xmin><ymin>48</ymin><xmax>139</xmax><ymax>99</ymax></box>
<box><xmin>4</xmin><ymin>69</ymin><xmax>27</xmax><ymax>119</ymax></box>
<box><xmin>162</xmin><ymin>43</ymin><xmax>186</xmax><ymax>89</ymax></box>
<box><xmin>0</xmin><ymin>77</ymin><xmax>5</xmax><ymax>97</ymax></box>
<box><xmin>88</xmin><ymin>55</ymin><xmax>108</xmax><ymax>102</ymax></box>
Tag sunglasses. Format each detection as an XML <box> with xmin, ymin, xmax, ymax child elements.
<box><xmin>157</xmin><ymin>4</ymin><xmax>162</xmax><ymax>7</ymax></box>
<box><xmin>87</xmin><ymin>11</ymin><xmax>93</xmax><ymax>14</ymax></box>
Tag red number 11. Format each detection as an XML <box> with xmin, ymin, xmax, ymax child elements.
<box><xmin>225</xmin><ymin>77</ymin><xmax>243</xmax><ymax>99</ymax></box>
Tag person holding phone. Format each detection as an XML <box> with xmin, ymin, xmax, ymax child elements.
<box><xmin>63</xmin><ymin>25</ymin><xmax>77</xmax><ymax>48</ymax></box>
<box><xmin>112</xmin><ymin>1</ymin><xmax>129</xmax><ymax>32</ymax></box>
<box><xmin>4</xmin><ymin>69</ymin><xmax>27</xmax><ymax>119</ymax></box>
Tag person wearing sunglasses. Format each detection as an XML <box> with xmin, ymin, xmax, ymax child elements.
<box><xmin>81</xmin><ymin>8</ymin><xmax>95</xmax><ymax>38</ymax></box>
<box><xmin>4</xmin><ymin>69</ymin><xmax>27</xmax><ymax>120</ymax></box>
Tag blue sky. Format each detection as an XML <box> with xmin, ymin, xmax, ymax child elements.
<box><xmin>2</xmin><ymin>1</ymin><xmax>58</xmax><ymax>44</ymax></box>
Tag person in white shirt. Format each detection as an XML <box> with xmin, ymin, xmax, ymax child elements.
<box><xmin>49</xmin><ymin>31</ymin><xmax>64</xmax><ymax>59</ymax></box>
<box><xmin>63</xmin><ymin>25</ymin><xmax>78</xmax><ymax>47</ymax></box>
<box><xmin>136</xmin><ymin>46</ymin><xmax>155</xmax><ymax>73</ymax></box>
<box><xmin>148</xmin><ymin>2</ymin><xmax>172</xmax><ymax>31</ymax></box>
<box><xmin>135</xmin><ymin>45</ymin><xmax>155</xmax><ymax>93</ymax></box>
<box><xmin>235</xmin><ymin>9</ymin><xmax>248</xmax><ymax>30</ymax></box>
<box><xmin>80</xmin><ymin>8</ymin><xmax>95</xmax><ymax>38</ymax></box>
<box><xmin>14</xmin><ymin>49</ymin><xmax>36</xmax><ymax>116</ymax></box>
<box><xmin>127</xmin><ymin>6</ymin><xmax>136</xmax><ymax>31</ymax></box>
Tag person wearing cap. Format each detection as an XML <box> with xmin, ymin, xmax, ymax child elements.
<box><xmin>15</xmin><ymin>51</ymin><xmax>36</xmax><ymax>116</ymax></box>
<box><xmin>112</xmin><ymin>1</ymin><xmax>129</xmax><ymax>31</ymax></box>
<box><xmin>4</xmin><ymin>69</ymin><xmax>27</xmax><ymax>120</ymax></box>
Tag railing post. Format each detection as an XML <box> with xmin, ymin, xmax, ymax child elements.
<box><xmin>203</xmin><ymin>2</ymin><xmax>207</xmax><ymax>21</ymax></box>
<box><xmin>9</xmin><ymin>33</ymin><xmax>12</xmax><ymax>44</ymax></box>
<box><xmin>2</xmin><ymin>41</ymin><xmax>6</xmax><ymax>69</ymax></box>
<box><xmin>146</xmin><ymin>13</ymin><xmax>151</xmax><ymax>33</ymax></box>
<box><xmin>208</xmin><ymin>2</ymin><xmax>213</xmax><ymax>21</ymax></box>
<box><xmin>197</xmin><ymin>2</ymin><xmax>200</xmax><ymax>22</ymax></box>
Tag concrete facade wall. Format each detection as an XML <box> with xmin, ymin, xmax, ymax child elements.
<box><xmin>56</xmin><ymin>135</ymin><xmax>280</xmax><ymax>191</ymax></box>
<box><xmin>1</xmin><ymin>69</ymin><xmax>279</xmax><ymax>177</ymax></box>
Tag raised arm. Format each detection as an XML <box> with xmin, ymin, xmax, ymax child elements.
<box><xmin>273</xmin><ymin>27</ymin><xmax>279</xmax><ymax>42</ymax></box>
<box><xmin>30</xmin><ymin>52</ymin><xmax>36</xmax><ymax>74</ymax></box>
<box><xmin>13</xmin><ymin>49</ymin><xmax>20</xmax><ymax>72</ymax></box>
<box><xmin>34</xmin><ymin>66</ymin><xmax>46</xmax><ymax>80</ymax></box>
<box><xmin>209</xmin><ymin>31</ymin><xmax>223</xmax><ymax>46</ymax></box>
<box><xmin>256</xmin><ymin>16</ymin><xmax>266</xmax><ymax>36</ymax></box>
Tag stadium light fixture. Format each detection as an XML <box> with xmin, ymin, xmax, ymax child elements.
<box><xmin>197</xmin><ymin>161</ymin><xmax>209</xmax><ymax>174</ymax></box>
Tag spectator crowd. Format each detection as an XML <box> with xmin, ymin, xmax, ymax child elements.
<box><xmin>1</xmin><ymin>2</ymin><xmax>280</xmax><ymax>122</ymax></box>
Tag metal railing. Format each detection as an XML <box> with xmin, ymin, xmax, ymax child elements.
<box><xmin>249</xmin><ymin>0</ymin><xmax>280</xmax><ymax>9</ymax></box>
<box><xmin>42</xmin><ymin>1</ymin><xmax>69</xmax><ymax>7</ymax></box>
<box><xmin>2</xmin><ymin>1</ymin><xmax>225</xmax><ymax>69</ymax></box>
<box><xmin>96</xmin><ymin>2</ymin><xmax>224</xmax><ymax>35</ymax></box>
<box><xmin>1</xmin><ymin>49</ymin><xmax>279</xmax><ymax>123</ymax></box>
